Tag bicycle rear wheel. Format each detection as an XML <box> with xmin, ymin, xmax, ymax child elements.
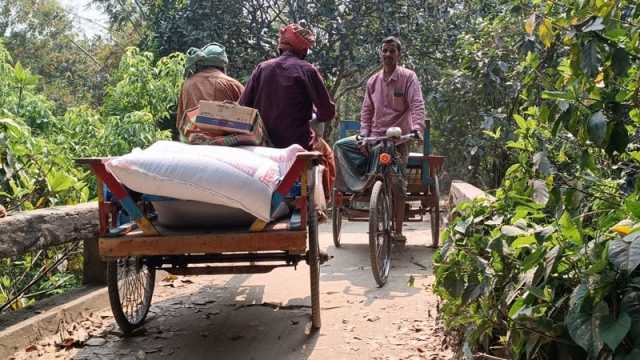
<box><xmin>107</xmin><ymin>257</ymin><xmax>155</xmax><ymax>335</ymax></box>
<box><xmin>308</xmin><ymin>171</ymin><xmax>321</xmax><ymax>329</ymax></box>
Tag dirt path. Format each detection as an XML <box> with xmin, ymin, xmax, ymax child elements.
<box><xmin>9</xmin><ymin>221</ymin><xmax>453</xmax><ymax>360</ymax></box>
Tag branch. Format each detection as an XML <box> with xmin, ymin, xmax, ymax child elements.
<box><xmin>67</xmin><ymin>37</ymin><xmax>101</xmax><ymax>67</ymax></box>
<box><xmin>132</xmin><ymin>0</ymin><xmax>147</xmax><ymax>21</ymax></box>
<box><xmin>334</xmin><ymin>66</ymin><xmax>380</xmax><ymax>100</ymax></box>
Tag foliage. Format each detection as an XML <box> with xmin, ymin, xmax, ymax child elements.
<box><xmin>434</xmin><ymin>1</ymin><xmax>640</xmax><ymax>359</ymax></box>
<box><xmin>0</xmin><ymin>244</ymin><xmax>83</xmax><ymax>311</ymax></box>
<box><xmin>1</xmin><ymin>0</ymin><xmax>133</xmax><ymax>112</ymax></box>
<box><xmin>102</xmin><ymin>47</ymin><xmax>185</xmax><ymax>134</ymax></box>
<box><xmin>0</xmin><ymin>40</ymin><xmax>177</xmax><ymax>311</ymax></box>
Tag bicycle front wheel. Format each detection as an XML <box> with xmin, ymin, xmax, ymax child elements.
<box><xmin>368</xmin><ymin>180</ymin><xmax>392</xmax><ymax>287</ymax></box>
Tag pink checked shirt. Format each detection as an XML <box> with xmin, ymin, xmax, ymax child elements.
<box><xmin>360</xmin><ymin>66</ymin><xmax>426</xmax><ymax>137</ymax></box>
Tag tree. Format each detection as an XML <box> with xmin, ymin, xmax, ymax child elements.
<box><xmin>1</xmin><ymin>0</ymin><xmax>127</xmax><ymax>112</ymax></box>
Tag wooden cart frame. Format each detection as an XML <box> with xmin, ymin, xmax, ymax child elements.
<box><xmin>78</xmin><ymin>151</ymin><xmax>328</xmax><ymax>334</ymax></box>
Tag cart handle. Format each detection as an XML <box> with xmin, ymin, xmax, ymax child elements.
<box><xmin>275</xmin><ymin>151</ymin><xmax>322</xmax><ymax>196</ymax></box>
<box><xmin>75</xmin><ymin>157</ymin><xmax>112</xmax><ymax>166</ymax></box>
<box><xmin>295</xmin><ymin>151</ymin><xmax>323</xmax><ymax>161</ymax></box>
<box><xmin>425</xmin><ymin>155</ymin><xmax>445</xmax><ymax>175</ymax></box>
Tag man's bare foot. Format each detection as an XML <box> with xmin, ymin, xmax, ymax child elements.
<box><xmin>317</xmin><ymin>210</ymin><xmax>329</xmax><ymax>224</ymax></box>
<box><xmin>391</xmin><ymin>233</ymin><xmax>407</xmax><ymax>244</ymax></box>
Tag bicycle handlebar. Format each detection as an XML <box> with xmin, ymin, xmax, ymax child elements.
<box><xmin>356</xmin><ymin>132</ymin><xmax>421</xmax><ymax>145</ymax></box>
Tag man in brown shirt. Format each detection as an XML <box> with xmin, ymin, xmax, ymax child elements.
<box><xmin>176</xmin><ymin>42</ymin><xmax>244</xmax><ymax>142</ymax></box>
<box><xmin>239</xmin><ymin>23</ymin><xmax>336</xmax><ymax>198</ymax></box>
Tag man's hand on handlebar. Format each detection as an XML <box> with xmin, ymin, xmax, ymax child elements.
<box><xmin>411</xmin><ymin>129</ymin><xmax>423</xmax><ymax>141</ymax></box>
<box><xmin>355</xmin><ymin>134</ymin><xmax>369</xmax><ymax>155</ymax></box>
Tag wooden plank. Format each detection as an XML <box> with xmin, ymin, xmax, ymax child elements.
<box><xmin>295</xmin><ymin>151</ymin><xmax>322</xmax><ymax>161</ymax></box>
<box><xmin>99</xmin><ymin>230</ymin><xmax>307</xmax><ymax>257</ymax></box>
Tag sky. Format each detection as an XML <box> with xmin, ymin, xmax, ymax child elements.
<box><xmin>58</xmin><ymin>0</ymin><xmax>109</xmax><ymax>38</ymax></box>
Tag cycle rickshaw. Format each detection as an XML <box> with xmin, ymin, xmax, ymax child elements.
<box><xmin>331</xmin><ymin>126</ymin><xmax>444</xmax><ymax>287</ymax></box>
<box><xmin>77</xmin><ymin>150</ymin><xmax>328</xmax><ymax>334</ymax></box>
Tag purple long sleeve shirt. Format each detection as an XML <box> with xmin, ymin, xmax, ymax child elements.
<box><xmin>360</xmin><ymin>66</ymin><xmax>426</xmax><ymax>137</ymax></box>
<box><xmin>239</xmin><ymin>52</ymin><xmax>335</xmax><ymax>149</ymax></box>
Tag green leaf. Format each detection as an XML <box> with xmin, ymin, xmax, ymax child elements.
<box><xmin>443</xmin><ymin>271</ymin><xmax>464</xmax><ymax>298</ymax></box>
<box><xmin>462</xmin><ymin>278</ymin><xmax>485</xmax><ymax>305</ymax></box>
<box><xmin>502</xmin><ymin>225</ymin><xmax>527</xmax><ymax>237</ymax></box>
<box><xmin>553</xmin><ymin>106</ymin><xmax>575</xmax><ymax>136</ymax></box>
<box><xmin>512</xmin><ymin>235</ymin><xmax>536</xmax><ymax>249</ymax></box>
<box><xmin>560</xmin><ymin>211</ymin><xmax>582</xmax><ymax>244</ymax></box>
<box><xmin>588</xmin><ymin>111</ymin><xmax>608</xmax><ymax>146</ymax></box>
<box><xmin>606</xmin><ymin>121</ymin><xmax>629</xmax><ymax>154</ymax></box>
<box><xmin>522</xmin><ymin>247</ymin><xmax>544</xmax><ymax>271</ymax></box>
<box><xmin>582</xmin><ymin>17</ymin><xmax>605</xmax><ymax>32</ymax></box>
<box><xmin>47</xmin><ymin>171</ymin><xmax>76</xmax><ymax>193</ymax></box>
<box><xmin>566</xmin><ymin>284</ymin><xmax>606</xmax><ymax>356</ymax></box>
<box><xmin>621</xmin><ymin>290</ymin><xmax>640</xmax><ymax>319</ymax></box>
<box><xmin>600</xmin><ymin>311</ymin><xmax>631</xmax><ymax>351</ymax></box>
<box><xmin>625</xmin><ymin>199</ymin><xmax>640</xmax><ymax>220</ymax></box>
<box><xmin>0</xmin><ymin>118</ymin><xmax>28</xmax><ymax>136</ymax></box>
<box><xmin>533</xmin><ymin>152</ymin><xmax>553</xmax><ymax>177</ymax></box>
<box><xmin>513</xmin><ymin>114</ymin><xmax>527</xmax><ymax>129</ymax></box>
<box><xmin>622</xmin><ymin>291</ymin><xmax>640</xmax><ymax>348</ymax></box>
<box><xmin>544</xmin><ymin>246</ymin><xmax>561</xmax><ymax>280</ymax></box>
<box><xmin>454</xmin><ymin>217</ymin><xmax>473</xmax><ymax>234</ymax></box>
<box><xmin>509</xmin><ymin>298</ymin><xmax>526</xmax><ymax>318</ymax></box>
<box><xmin>531</xmin><ymin>179</ymin><xmax>549</xmax><ymax>205</ymax></box>
<box><xmin>538</xmin><ymin>19</ymin><xmax>554</xmax><ymax>48</ymax></box>
<box><xmin>608</xmin><ymin>233</ymin><xmax>640</xmax><ymax>273</ymax></box>
<box><xmin>612</xmin><ymin>47</ymin><xmax>631</xmax><ymax>77</ymax></box>
<box><xmin>542</xmin><ymin>91</ymin><xmax>571</xmax><ymax>101</ymax></box>
<box><xmin>580</xmin><ymin>40</ymin><xmax>601</xmax><ymax>78</ymax></box>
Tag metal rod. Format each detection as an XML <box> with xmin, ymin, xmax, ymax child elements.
<box><xmin>162</xmin><ymin>265</ymin><xmax>287</xmax><ymax>275</ymax></box>
<box><xmin>152</xmin><ymin>252</ymin><xmax>300</xmax><ymax>264</ymax></box>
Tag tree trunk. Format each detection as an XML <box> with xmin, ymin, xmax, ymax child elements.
<box><xmin>0</xmin><ymin>202</ymin><xmax>98</xmax><ymax>258</ymax></box>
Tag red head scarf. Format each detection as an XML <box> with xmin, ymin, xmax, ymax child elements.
<box><xmin>278</xmin><ymin>23</ymin><xmax>316</xmax><ymax>56</ymax></box>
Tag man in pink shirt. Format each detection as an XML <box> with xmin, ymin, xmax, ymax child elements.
<box><xmin>334</xmin><ymin>36</ymin><xmax>426</xmax><ymax>241</ymax></box>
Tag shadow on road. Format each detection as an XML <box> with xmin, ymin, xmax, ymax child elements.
<box><xmin>70</xmin><ymin>273</ymin><xmax>321</xmax><ymax>360</ymax></box>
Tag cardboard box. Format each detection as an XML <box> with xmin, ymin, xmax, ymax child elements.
<box><xmin>195</xmin><ymin>101</ymin><xmax>258</xmax><ymax>134</ymax></box>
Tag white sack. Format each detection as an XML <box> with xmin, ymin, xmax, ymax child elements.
<box><xmin>106</xmin><ymin>141</ymin><xmax>304</xmax><ymax>221</ymax></box>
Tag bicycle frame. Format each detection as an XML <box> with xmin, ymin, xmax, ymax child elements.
<box><xmin>359</xmin><ymin>132</ymin><xmax>417</xmax><ymax>201</ymax></box>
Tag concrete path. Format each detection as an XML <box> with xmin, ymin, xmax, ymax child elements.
<box><xmin>9</xmin><ymin>220</ymin><xmax>453</xmax><ymax>360</ymax></box>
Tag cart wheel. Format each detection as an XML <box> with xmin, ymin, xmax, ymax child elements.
<box><xmin>369</xmin><ymin>180</ymin><xmax>392</xmax><ymax>287</ymax></box>
<box><xmin>331</xmin><ymin>188</ymin><xmax>342</xmax><ymax>248</ymax></box>
<box><xmin>107</xmin><ymin>257</ymin><xmax>155</xmax><ymax>335</ymax></box>
<box><xmin>308</xmin><ymin>175</ymin><xmax>322</xmax><ymax>329</ymax></box>
<box><xmin>429</xmin><ymin>176</ymin><xmax>441</xmax><ymax>248</ymax></box>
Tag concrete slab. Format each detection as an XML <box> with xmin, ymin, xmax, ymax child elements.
<box><xmin>0</xmin><ymin>286</ymin><xmax>108</xmax><ymax>358</ymax></box>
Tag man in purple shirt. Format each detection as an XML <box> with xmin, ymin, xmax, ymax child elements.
<box><xmin>239</xmin><ymin>23</ymin><xmax>336</xmax><ymax>150</ymax></box>
<box><xmin>334</xmin><ymin>36</ymin><xmax>426</xmax><ymax>242</ymax></box>
<box><xmin>239</xmin><ymin>23</ymin><xmax>336</xmax><ymax>203</ymax></box>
